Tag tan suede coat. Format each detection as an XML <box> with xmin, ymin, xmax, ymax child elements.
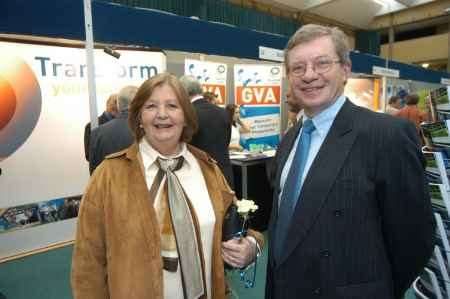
<box><xmin>71</xmin><ymin>143</ymin><xmax>262</xmax><ymax>299</ymax></box>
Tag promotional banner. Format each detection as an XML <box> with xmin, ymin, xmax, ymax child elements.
<box><xmin>185</xmin><ymin>59</ymin><xmax>227</xmax><ymax>105</ymax></box>
<box><xmin>0</xmin><ymin>41</ymin><xmax>166</xmax><ymax>260</ymax></box>
<box><xmin>234</xmin><ymin>64</ymin><xmax>281</xmax><ymax>150</ymax></box>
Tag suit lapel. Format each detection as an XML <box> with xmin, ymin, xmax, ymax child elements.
<box><xmin>268</xmin><ymin>123</ymin><xmax>302</xmax><ymax>267</ymax></box>
<box><xmin>277</xmin><ymin>100</ymin><xmax>358</xmax><ymax>267</ymax></box>
<box><xmin>273</xmin><ymin>123</ymin><xmax>303</xmax><ymax>216</ymax></box>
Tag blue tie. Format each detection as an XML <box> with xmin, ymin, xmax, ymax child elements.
<box><xmin>274</xmin><ymin>119</ymin><xmax>315</xmax><ymax>262</ymax></box>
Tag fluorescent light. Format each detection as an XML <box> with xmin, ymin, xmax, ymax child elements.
<box><xmin>422</xmin><ymin>63</ymin><xmax>430</xmax><ymax>68</ymax></box>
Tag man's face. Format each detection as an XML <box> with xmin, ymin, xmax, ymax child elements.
<box><xmin>287</xmin><ymin>36</ymin><xmax>350</xmax><ymax>117</ymax></box>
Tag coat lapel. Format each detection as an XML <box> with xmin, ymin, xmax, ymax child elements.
<box><xmin>276</xmin><ymin>100</ymin><xmax>357</xmax><ymax>267</ymax></box>
<box><xmin>123</xmin><ymin>144</ymin><xmax>163</xmax><ymax>252</ymax></box>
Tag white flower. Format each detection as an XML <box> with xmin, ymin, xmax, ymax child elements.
<box><xmin>236</xmin><ymin>199</ymin><xmax>258</xmax><ymax>216</ymax></box>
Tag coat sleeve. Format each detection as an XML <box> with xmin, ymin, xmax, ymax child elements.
<box><xmin>71</xmin><ymin>164</ymin><xmax>109</xmax><ymax>299</ymax></box>
<box><xmin>376</xmin><ymin>119</ymin><xmax>435</xmax><ymax>298</ymax></box>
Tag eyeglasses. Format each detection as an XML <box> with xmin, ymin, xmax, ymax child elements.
<box><xmin>290</xmin><ymin>56</ymin><xmax>342</xmax><ymax>77</ymax></box>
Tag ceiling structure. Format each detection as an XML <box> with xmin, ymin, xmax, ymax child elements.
<box><xmin>255</xmin><ymin>0</ymin><xmax>444</xmax><ymax>29</ymax></box>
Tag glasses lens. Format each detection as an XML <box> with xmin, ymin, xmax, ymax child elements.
<box><xmin>314</xmin><ymin>59</ymin><xmax>333</xmax><ymax>74</ymax></box>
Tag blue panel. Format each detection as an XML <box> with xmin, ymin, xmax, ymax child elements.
<box><xmin>240</xmin><ymin>106</ymin><xmax>280</xmax><ymax>117</ymax></box>
<box><xmin>91</xmin><ymin>1</ymin><xmax>288</xmax><ymax>60</ymax></box>
<box><xmin>0</xmin><ymin>0</ymin><xmax>85</xmax><ymax>40</ymax></box>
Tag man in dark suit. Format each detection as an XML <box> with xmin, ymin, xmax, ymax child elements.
<box><xmin>83</xmin><ymin>94</ymin><xmax>118</xmax><ymax>161</ymax></box>
<box><xmin>89</xmin><ymin>86</ymin><xmax>137</xmax><ymax>174</ymax></box>
<box><xmin>179</xmin><ymin>75</ymin><xmax>234</xmax><ymax>188</ymax></box>
<box><xmin>266</xmin><ymin>24</ymin><xmax>435</xmax><ymax>299</ymax></box>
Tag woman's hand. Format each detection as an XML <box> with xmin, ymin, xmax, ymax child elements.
<box><xmin>221</xmin><ymin>237</ymin><xmax>257</xmax><ymax>268</ymax></box>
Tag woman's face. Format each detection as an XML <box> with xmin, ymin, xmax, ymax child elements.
<box><xmin>140</xmin><ymin>84</ymin><xmax>185</xmax><ymax>155</ymax></box>
<box><xmin>233</xmin><ymin>106</ymin><xmax>240</xmax><ymax>121</ymax></box>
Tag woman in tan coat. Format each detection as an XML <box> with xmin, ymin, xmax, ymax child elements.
<box><xmin>71</xmin><ymin>73</ymin><xmax>262</xmax><ymax>299</ymax></box>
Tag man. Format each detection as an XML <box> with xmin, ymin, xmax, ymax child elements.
<box><xmin>89</xmin><ymin>86</ymin><xmax>137</xmax><ymax>174</ymax></box>
<box><xmin>266</xmin><ymin>24</ymin><xmax>435</xmax><ymax>299</ymax></box>
<box><xmin>386</xmin><ymin>95</ymin><xmax>402</xmax><ymax>115</ymax></box>
<box><xmin>179</xmin><ymin>75</ymin><xmax>234</xmax><ymax>188</ymax></box>
<box><xmin>203</xmin><ymin>91</ymin><xmax>218</xmax><ymax>105</ymax></box>
<box><xmin>83</xmin><ymin>94</ymin><xmax>118</xmax><ymax>161</ymax></box>
<box><xmin>395</xmin><ymin>93</ymin><xmax>428</xmax><ymax>132</ymax></box>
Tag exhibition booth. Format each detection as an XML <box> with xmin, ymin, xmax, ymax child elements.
<box><xmin>1</xmin><ymin>1</ymin><xmax>450</xmax><ymax>297</ymax></box>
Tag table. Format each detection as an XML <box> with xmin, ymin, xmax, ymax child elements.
<box><xmin>230</xmin><ymin>151</ymin><xmax>275</xmax><ymax>231</ymax></box>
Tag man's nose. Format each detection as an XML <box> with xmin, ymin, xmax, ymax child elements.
<box><xmin>302</xmin><ymin>64</ymin><xmax>318</xmax><ymax>81</ymax></box>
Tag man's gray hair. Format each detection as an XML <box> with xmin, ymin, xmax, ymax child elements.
<box><xmin>117</xmin><ymin>85</ymin><xmax>138</xmax><ymax>112</ymax></box>
<box><xmin>284</xmin><ymin>24</ymin><xmax>351</xmax><ymax>73</ymax></box>
<box><xmin>179</xmin><ymin>75</ymin><xmax>203</xmax><ymax>97</ymax></box>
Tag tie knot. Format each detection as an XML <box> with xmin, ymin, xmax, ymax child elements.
<box><xmin>302</xmin><ymin>119</ymin><xmax>315</xmax><ymax>134</ymax></box>
<box><xmin>157</xmin><ymin>157</ymin><xmax>184</xmax><ymax>172</ymax></box>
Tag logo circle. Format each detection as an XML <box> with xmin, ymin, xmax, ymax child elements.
<box><xmin>0</xmin><ymin>56</ymin><xmax>42</xmax><ymax>162</ymax></box>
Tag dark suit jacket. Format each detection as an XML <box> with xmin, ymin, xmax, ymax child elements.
<box><xmin>266</xmin><ymin>100</ymin><xmax>435</xmax><ymax>299</ymax></box>
<box><xmin>89</xmin><ymin>112</ymin><xmax>133</xmax><ymax>174</ymax></box>
<box><xmin>190</xmin><ymin>98</ymin><xmax>234</xmax><ymax>188</ymax></box>
<box><xmin>84</xmin><ymin>111</ymin><xmax>114</xmax><ymax>161</ymax></box>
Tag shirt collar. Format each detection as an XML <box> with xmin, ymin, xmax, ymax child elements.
<box><xmin>303</xmin><ymin>94</ymin><xmax>346</xmax><ymax>137</ymax></box>
<box><xmin>191</xmin><ymin>95</ymin><xmax>203</xmax><ymax>103</ymax></box>
<box><xmin>139</xmin><ymin>139</ymin><xmax>191</xmax><ymax>171</ymax></box>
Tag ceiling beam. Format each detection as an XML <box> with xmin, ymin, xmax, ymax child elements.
<box><xmin>370</xmin><ymin>0</ymin><xmax>450</xmax><ymax>29</ymax></box>
<box><xmin>393</xmin><ymin>0</ymin><xmax>412</xmax><ymax>7</ymax></box>
<box><xmin>303</xmin><ymin>0</ymin><xmax>336</xmax><ymax>11</ymax></box>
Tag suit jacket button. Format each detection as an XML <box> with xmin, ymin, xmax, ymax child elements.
<box><xmin>313</xmin><ymin>287</ymin><xmax>321</xmax><ymax>295</ymax></box>
<box><xmin>321</xmin><ymin>250</ymin><xmax>330</xmax><ymax>257</ymax></box>
<box><xmin>334</xmin><ymin>210</ymin><xmax>342</xmax><ymax>217</ymax></box>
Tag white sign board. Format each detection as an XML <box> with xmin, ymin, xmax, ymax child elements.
<box><xmin>0</xmin><ymin>41</ymin><xmax>166</xmax><ymax>260</ymax></box>
<box><xmin>372</xmin><ymin>66</ymin><xmax>399</xmax><ymax>78</ymax></box>
<box><xmin>258</xmin><ymin>46</ymin><xmax>284</xmax><ymax>62</ymax></box>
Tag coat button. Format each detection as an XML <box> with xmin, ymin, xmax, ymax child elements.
<box><xmin>334</xmin><ymin>210</ymin><xmax>342</xmax><ymax>217</ymax></box>
<box><xmin>313</xmin><ymin>287</ymin><xmax>321</xmax><ymax>295</ymax></box>
<box><xmin>321</xmin><ymin>250</ymin><xmax>330</xmax><ymax>258</ymax></box>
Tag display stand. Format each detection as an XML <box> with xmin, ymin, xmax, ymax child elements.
<box><xmin>419</xmin><ymin>87</ymin><xmax>450</xmax><ymax>298</ymax></box>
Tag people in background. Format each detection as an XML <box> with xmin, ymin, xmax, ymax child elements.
<box><xmin>386</xmin><ymin>95</ymin><xmax>402</xmax><ymax>115</ymax></box>
<box><xmin>225</xmin><ymin>104</ymin><xmax>251</xmax><ymax>151</ymax></box>
<box><xmin>83</xmin><ymin>94</ymin><xmax>118</xmax><ymax>161</ymax></box>
<box><xmin>285</xmin><ymin>88</ymin><xmax>303</xmax><ymax>132</ymax></box>
<box><xmin>72</xmin><ymin>72</ymin><xmax>262</xmax><ymax>299</ymax></box>
<box><xmin>203</xmin><ymin>91</ymin><xmax>218</xmax><ymax>105</ymax></box>
<box><xmin>179</xmin><ymin>75</ymin><xmax>234</xmax><ymax>188</ymax></box>
<box><xmin>88</xmin><ymin>86</ymin><xmax>137</xmax><ymax>174</ymax></box>
<box><xmin>266</xmin><ymin>24</ymin><xmax>434</xmax><ymax>299</ymax></box>
<box><xmin>395</xmin><ymin>93</ymin><xmax>428</xmax><ymax>133</ymax></box>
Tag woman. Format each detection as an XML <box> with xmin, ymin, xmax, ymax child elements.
<box><xmin>225</xmin><ymin>104</ymin><xmax>250</xmax><ymax>151</ymax></box>
<box><xmin>71</xmin><ymin>73</ymin><xmax>262</xmax><ymax>299</ymax></box>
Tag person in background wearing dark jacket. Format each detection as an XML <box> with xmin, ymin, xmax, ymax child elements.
<box><xmin>83</xmin><ymin>94</ymin><xmax>118</xmax><ymax>161</ymax></box>
<box><xmin>89</xmin><ymin>86</ymin><xmax>137</xmax><ymax>174</ymax></box>
<box><xmin>266</xmin><ymin>24</ymin><xmax>435</xmax><ymax>299</ymax></box>
<box><xmin>179</xmin><ymin>75</ymin><xmax>234</xmax><ymax>189</ymax></box>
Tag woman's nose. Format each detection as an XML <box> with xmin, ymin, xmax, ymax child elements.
<box><xmin>156</xmin><ymin>106</ymin><xmax>168</xmax><ymax>118</ymax></box>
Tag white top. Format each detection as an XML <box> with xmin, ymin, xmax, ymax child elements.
<box><xmin>230</xmin><ymin>124</ymin><xmax>240</xmax><ymax>147</ymax></box>
<box><xmin>139</xmin><ymin>139</ymin><xmax>216</xmax><ymax>299</ymax></box>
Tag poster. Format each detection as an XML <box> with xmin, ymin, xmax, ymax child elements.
<box><xmin>0</xmin><ymin>41</ymin><xmax>166</xmax><ymax>260</ymax></box>
<box><xmin>184</xmin><ymin>59</ymin><xmax>227</xmax><ymax>105</ymax></box>
<box><xmin>234</xmin><ymin>64</ymin><xmax>281</xmax><ymax>150</ymax></box>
